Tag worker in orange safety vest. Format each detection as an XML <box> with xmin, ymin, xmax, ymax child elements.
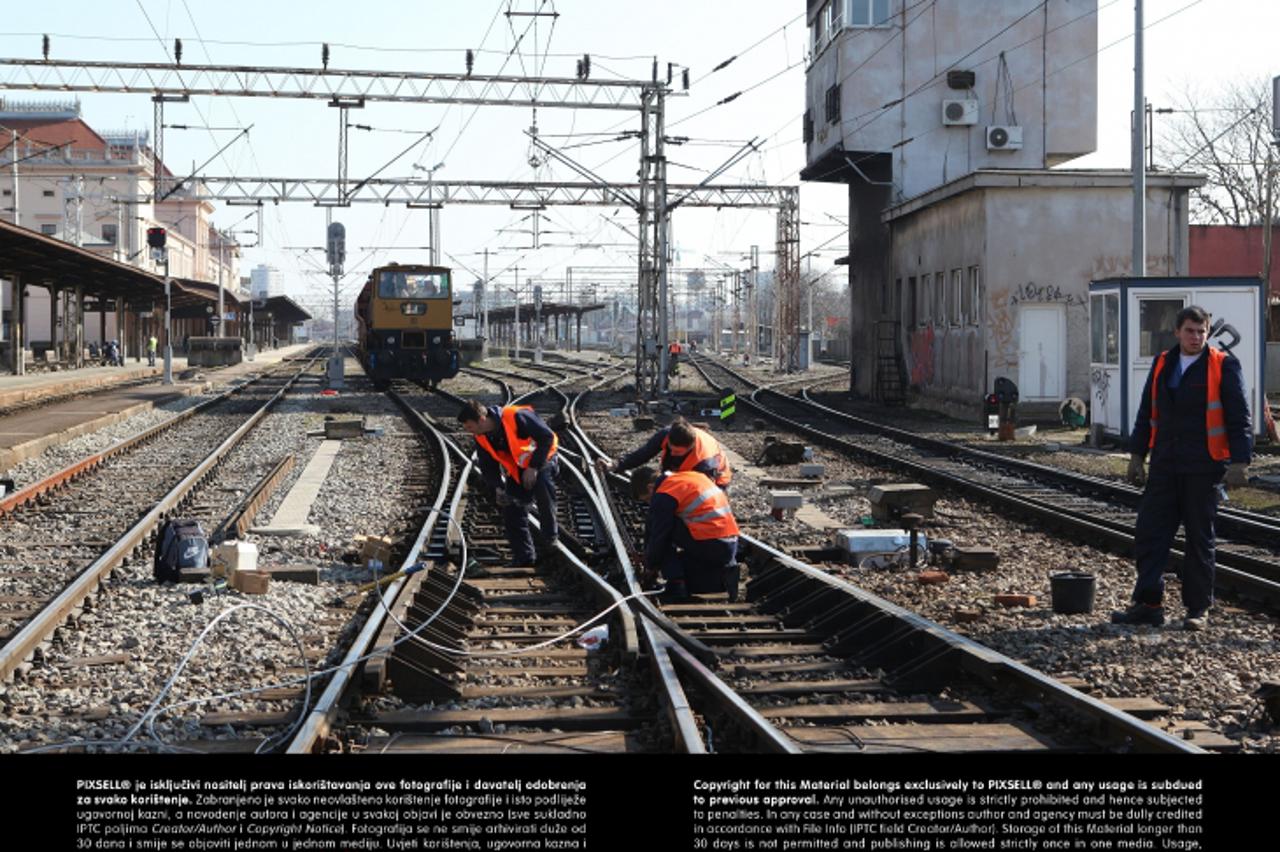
<box><xmin>630</xmin><ymin>466</ymin><xmax>740</xmax><ymax>603</ymax></box>
<box><xmin>1113</xmin><ymin>305</ymin><xmax>1252</xmax><ymax>631</ymax></box>
<box><xmin>458</xmin><ymin>399</ymin><xmax>560</xmax><ymax>565</ymax></box>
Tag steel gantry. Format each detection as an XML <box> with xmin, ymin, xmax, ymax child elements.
<box><xmin>0</xmin><ymin>56</ymin><xmax>805</xmax><ymax>393</ymax></box>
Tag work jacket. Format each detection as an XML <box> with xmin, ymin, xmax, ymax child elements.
<box><xmin>474</xmin><ymin>405</ymin><xmax>559</xmax><ymax>484</ymax></box>
<box><xmin>645</xmin><ymin>471</ymin><xmax>738</xmax><ymax>570</ymax></box>
<box><xmin>617</xmin><ymin>425</ymin><xmax>732</xmax><ymax>488</ymax></box>
<box><xmin>1130</xmin><ymin>344</ymin><xmax>1251</xmax><ymax>473</ymax></box>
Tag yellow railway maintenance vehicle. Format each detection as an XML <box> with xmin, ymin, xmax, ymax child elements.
<box><xmin>355</xmin><ymin>263</ymin><xmax>460</xmax><ymax>385</ymax></box>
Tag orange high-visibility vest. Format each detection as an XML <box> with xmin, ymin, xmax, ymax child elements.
<box><xmin>475</xmin><ymin>405</ymin><xmax>559</xmax><ymax>481</ymax></box>
<box><xmin>656</xmin><ymin>472</ymin><xmax>739</xmax><ymax>541</ymax></box>
<box><xmin>661</xmin><ymin>427</ymin><xmax>733</xmax><ymax>487</ymax></box>
<box><xmin>1148</xmin><ymin>347</ymin><xmax>1230</xmax><ymax>461</ymax></box>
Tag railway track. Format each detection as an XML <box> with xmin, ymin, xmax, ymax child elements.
<box><xmin>690</xmin><ymin>355</ymin><xmax>1280</xmax><ymax>611</ymax></box>
<box><xmin>0</xmin><ymin>356</ymin><xmax>324</xmax><ymax>687</ymax></box>
<box><xmin>564</xmin><ymin>381</ymin><xmax>1205</xmax><ymax>754</ymax></box>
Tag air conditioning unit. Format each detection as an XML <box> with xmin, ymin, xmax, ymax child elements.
<box><xmin>986</xmin><ymin>125</ymin><xmax>1023</xmax><ymax>151</ymax></box>
<box><xmin>942</xmin><ymin>99</ymin><xmax>978</xmax><ymax>126</ymax></box>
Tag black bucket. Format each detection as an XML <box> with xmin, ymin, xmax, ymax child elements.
<box><xmin>1050</xmin><ymin>572</ymin><xmax>1096</xmax><ymax>614</ymax></box>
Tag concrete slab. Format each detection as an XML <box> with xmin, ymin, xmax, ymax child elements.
<box><xmin>250</xmin><ymin>440</ymin><xmax>341</xmax><ymax>537</ymax></box>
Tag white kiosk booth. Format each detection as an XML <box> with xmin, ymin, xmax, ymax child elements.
<box><xmin>1088</xmin><ymin>276</ymin><xmax>1266</xmax><ymax>441</ymax></box>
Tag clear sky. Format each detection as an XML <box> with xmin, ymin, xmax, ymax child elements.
<box><xmin>1</xmin><ymin>1</ymin><xmax>1276</xmax><ymax>319</ymax></box>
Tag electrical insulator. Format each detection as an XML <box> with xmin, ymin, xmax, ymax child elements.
<box><xmin>175</xmin><ymin>38</ymin><xmax>183</xmax><ymax>65</ymax></box>
<box><xmin>466</xmin><ymin>49</ymin><xmax>474</xmax><ymax>76</ymax></box>
<box><xmin>667</xmin><ymin>63</ymin><xmax>673</xmax><ymax>85</ymax></box>
<box><xmin>147</xmin><ymin>227</ymin><xmax>167</xmax><ymax>249</ymax></box>
<box><xmin>42</xmin><ymin>34</ymin><xmax>50</xmax><ymax>60</ymax></box>
<box><xmin>682</xmin><ymin>68</ymin><xmax>690</xmax><ymax>91</ymax></box>
<box><xmin>322</xmin><ymin>43</ymin><xmax>330</xmax><ymax>70</ymax></box>
<box><xmin>581</xmin><ymin>54</ymin><xmax>590</xmax><ymax>80</ymax></box>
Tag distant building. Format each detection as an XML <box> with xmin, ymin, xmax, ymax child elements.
<box><xmin>1</xmin><ymin>98</ymin><xmax>239</xmax><ymax>345</ymax></box>
<box><xmin>802</xmin><ymin>1</ymin><xmax>1203</xmax><ymax>415</ymax></box>
<box><xmin>1189</xmin><ymin>225</ymin><xmax>1280</xmax><ymax>334</ymax></box>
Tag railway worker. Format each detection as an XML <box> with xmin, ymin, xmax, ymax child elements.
<box><xmin>1113</xmin><ymin>305</ymin><xmax>1252</xmax><ymax>631</ymax></box>
<box><xmin>630</xmin><ymin>466</ymin><xmax>740</xmax><ymax>603</ymax></box>
<box><xmin>147</xmin><ymin>335</ymin><xmax>158</xmax><ymax>367</ymax></box>
<box><xmin>457</xmin><ymin>399</ymin><xmax>561</xmax><ymax>566</ymax></box>
<box><xmin>596</xmin><ymin>416</ymin><xmax>733</xmax><ymax>492</ymax></box>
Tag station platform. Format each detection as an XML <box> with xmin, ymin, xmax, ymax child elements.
<box><xmin>0</xmin><ymin>344</ymin><xmax>314</xmax><ymax>473</ymax></box>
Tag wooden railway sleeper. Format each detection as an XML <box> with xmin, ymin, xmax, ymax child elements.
<box><xmin>754</xmin><ymin>575</ymin><xmax>826</xmax><ymax>614</ymax></box>
<box><xmin>404</xmin><ymin>604</ymin><xmax>470</xmax><ymax>642</ymax></box>
<box><xmin>882</xmin><ymin>644</ymin><xmax>963</xmax><ymax>693</ymax></box>
<box><xmin>776</xmin><ymin>586</ymin><xmax>854</xmax><ymax>628</ymax></box>
<box><xmin>824</xmin><ymin>610</ymin><xmax>914</xmax><ymax>657</ymax></box>
<box><xmin>412</xmin><ymin>585</ymin><xmax>482</xmax><ymax>618</ymax></box>
<box><xmin>743</xmin><ymin>559</ymin><xmax>793</xmax><ymax>597</ymax></box>
<box><xmin>386</xmin><ymin>654</ymin><xmax>463</xmax><ymax>703</ymax></box>
<box><xmin>803</xmin><ymin>599</ymin><xmax>867</xmax><ymax>637</ymax></box>
<box><xmin>389</xmin><ymin>634</ymin><xmax>464</xmax><ymax>676</ymax></box>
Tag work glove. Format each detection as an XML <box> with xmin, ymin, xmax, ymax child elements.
<box><xmin>1225</xmin><ymin>463</ymin><xmax>1249</xmax><ymax>488</ymax></box>
<box><xmin>1126</xmin><ymin>454</ymin><xmax>1146</xmax><ymax>487</ymax></box>
<box><xmin>594</xmin><ymin>457</ymin><xmax>615</xmax><ymax>473</ymax></box>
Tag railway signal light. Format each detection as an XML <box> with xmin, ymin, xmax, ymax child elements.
<box><xmin>146</xmin><ymin>227</ymin><xmax>167</xmax><ymax>249</ymax></box>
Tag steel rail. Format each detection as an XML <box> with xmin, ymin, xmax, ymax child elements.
<box><xmin>692</xmin><ymin>357</ymin><xmax>1280</xmax><ymax>608</ymax></box>
<box><xmin>286</xmin><ymin>388</ymin><xmax>455</xmax><ymax>753</ymax></box>
<box><xmin>0</xmin><ymin>358</ymin><xmax>321</xmax><ymax>682</ymax></box>
<box><xmin>734</xmin><ymin>533</ymin><xmax>1204</xmax><ymax>754</ymax></box>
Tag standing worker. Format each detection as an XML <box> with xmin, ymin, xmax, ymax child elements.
<box><xmin>147</xmin><ymin>334</ymin><xmax>158</xmax><ymax>367</ymax></box>
<box><xmin>630</xmin><ymin>466</ymin><xmax>740</xmax><ymax>603</ymax></box>
<box><xmin>457</xmin><ymin>400</ymin><xmax>560</xmax><ymax>566</ymax></box>
<box><xmin>1113</xmin><ymin>305</ymin><xmax>1252</xmax><ymax>630</ymax></box>
<box><xmin>596</xmin><ymin>416</ymin><xmax>732</xmax><ymax>492</ymax></box>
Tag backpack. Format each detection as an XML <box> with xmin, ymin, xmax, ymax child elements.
<box><xmin>154</xmin><ymin>518</ymin><xmax>209</xmax><ymax>582</ymax></box>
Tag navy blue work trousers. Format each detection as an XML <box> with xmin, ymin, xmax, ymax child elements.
<box><xmin>661</xmin><ymin>536</ymin><xmax>738</xmax><ymax>594</ymax></box>
<box><xmin>503</xmin><ymin>457</ymin><xmax>559</xmax><ymax>564</ymax></box>
<box><xmin>1131</xmin><ymin>467</ymin><xmax>1223</xmax><ymax>612</ymax></box>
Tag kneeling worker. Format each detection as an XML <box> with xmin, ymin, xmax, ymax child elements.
<box><xmin>630</xmin><ymin>466</ymin><xmax>740</xmax><ymax>602</ymax></box>
<box><xmin>458</xmin><ymin>400</ymin><xmax>560</xmax><ymax>566</ymax></box>
<box><xmin>598</xmin><ymin>416</ymin><xmax>732</xmax><ymax>491</ymax></box>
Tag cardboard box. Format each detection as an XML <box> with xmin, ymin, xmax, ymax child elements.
<box><xmin>232</xmin><ymin>570</ymin><xmax>271</xmax><ymax>595</ymax></box>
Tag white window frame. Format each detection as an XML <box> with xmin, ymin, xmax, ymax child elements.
<box><xmin>811</xmin><ymin>3</ymin><xmax>828</xmax><ymax>55</ymax></box>
<box><xmin>828</xmin><ymin>0</ymin><xmax>844</xmax><ymax>35</ymax></box>
<box><xmin>967</xmin><ymin>266</ymin><xmax>981</xmax><ymax>326</ymax></box>
<box><xmin>951</xmin><ymin>269</ymin><xmax>963</xmax><ymax>326</ymax></box>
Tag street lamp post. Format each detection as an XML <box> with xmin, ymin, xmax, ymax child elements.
<box><xmin>162</xmin><ymin>250</ymin><xmax>173</xmax><ymax>384</ymax></box>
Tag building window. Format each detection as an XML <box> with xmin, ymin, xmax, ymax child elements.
<box><xmin>1138</xmin><ymin>298</ymin><xmax>1183</xmax><ymax>358</ymax></box>
<box><xmin>101</xmin><ymin>224</ymin><xmax>117</xmax><ymax>245</ymax></box>
<box><xmin>811</xmin><ymin>4</ymin><xmax>827</xmax><ymax>55</ymax></box>
<box><xmin>1091</xmin><ymin>293</ymin><xmax>1120</xmax><ymax>365</ymax></box>
<box><xmin>41</xmin><ymin>224</ymin><xmax>57</xmax><ymax>235</ymax></box>
<box><xmin>42</xmin><ymin>190</ymin><xmax>54</xmax><ymax>197</ymax></box>
<box><xmin>824</xmin><ymin>84</ymin><xmax>841</xmax><ymax>124</ymax></box>
<box><xmin>935</xmin><ymin>271</ymin><xmax>945</xmax><ymax>325</ymax></box>
<box><xmin>951</xmin><ymin>269</ymin><xmax>963</xmax><ymax>325</ymax></box>
<box><xmin>828</xmin><ymin>0</ymin><xmax>844</xmax><ymax>34</ymax></box>
<box><xmin>849</xmin><ymin>0</ymin><xmax>892</xmax><ymax>28</ymax></box>
<box><xmin>967</xmin><ymin>266</ymin><xmax>981</xmax><ymax>325</ymax></box>
<box><xmin>1</xmin><ymin>189</ymin><xmax>10</xmax><ymax>196</ymax></box>
<box><xmin>907</xmin><ymin>276</ymin><xmax>918</xmax><ymax>326</ymax></box>
<box><xmin>803</xmin><ymin>110</ymin><xmax>814</xmax><ymax>144</ymax></box>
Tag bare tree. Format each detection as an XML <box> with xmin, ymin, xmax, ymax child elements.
<box><xmin>1158</xmin><ymin>77</ymin><xmax>1276</xmax><ymax>226</ymax></box>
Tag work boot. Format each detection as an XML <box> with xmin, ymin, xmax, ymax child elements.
<box><xmin>1110</xmin><ymin>603</ymin><xmax>1165</xmax><ymax>627</ymax></box>
<box><xmin>722</xmin><ymin>564</ymin><xmax>741</xmax><ymax>603</ymax></box>
<box><xmin>1183</xmin><ymin>610</ymin><xmax>1209</xmax><ymax>631</ymax></box>
<box><xmin>659</xmin><ymin>579</ymin><xmax>689</xmax><ymax>604</ymax></box>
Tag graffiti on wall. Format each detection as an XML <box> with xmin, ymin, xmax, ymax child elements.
<box><xmin>1008</xmin><ymin>281</ymin><xmax>1086</xmax><ymax>307</ymax></box>
<box><xmin>1091</xmin><ymin>367</ymin><xmax>1111</xmax><ymax>407</ymax></box>
<box><xmin>909</xmin><ymin>326</ymin><xmax>936</xmax><ymax>385</ymax></box>
<box><xmin>1210</xmin><ymin>317</ymin><xmax>1240</xmax><ymax>353</ymax></box>
<box><xmin>988</xmin><ymin>288</ymin><xmax>1019</xmax><ymax>369</ymax></box>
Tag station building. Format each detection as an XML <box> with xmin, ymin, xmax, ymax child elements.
<box><xmin>802</xmin><ymin>0</ymin><xmax>1204</xmax><ymax>418</ymax></box>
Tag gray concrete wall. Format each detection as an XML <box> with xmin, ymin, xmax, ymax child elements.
<box><xmin>805</xmin><ymin>0</ymin><xmax>1098</xmax><ymax>200</ymax></box>
<box><xmin>872</xmin><ymin>176</ymin><xmax>1195</xmax><ymax>411</ymax></box>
